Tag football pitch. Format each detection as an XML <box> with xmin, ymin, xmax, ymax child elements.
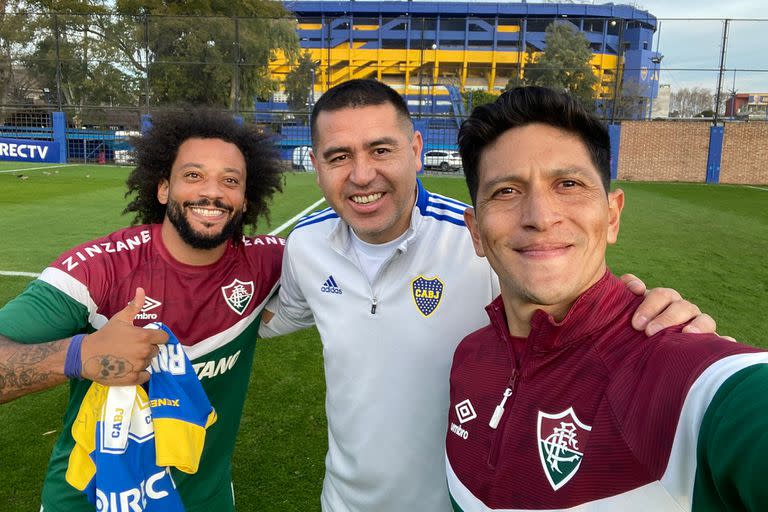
<box><xmin>0</xmin><ymin>162</ymin><xmax>766</xmax><ymax>510</ymax></box>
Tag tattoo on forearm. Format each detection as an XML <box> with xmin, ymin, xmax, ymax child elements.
<box><xmin>0</xmin><ymin>339</ymin><xmax>67</xmax><ymax>402</ymax></box>
<box><xmin>0</xmin><ymin>365</ymin><xmax>51</xmax><ymax>393</ymax></box>
<box><xmin>84</xmin><ymin>356</ymin><xmax>132</xmax><ymax>379</ymax></box>
<box><xmin>7</xmin><ymin>343</ymin><xmax>63</xmax><ymax>365</ymax></box>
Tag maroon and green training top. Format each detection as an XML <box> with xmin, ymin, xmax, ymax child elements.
<box><xmin>447</xmin><ymin>271</ymin><xmax>768</xmax><ymax>511</ymax></box>
<box><xmin>0</xmin><ymin>224</ymin><xmax>283</xmax><ymax>511</ymax></box>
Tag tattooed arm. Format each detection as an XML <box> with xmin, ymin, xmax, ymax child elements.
<box><xmin>0</xmin><ymin>336</ymin><xmax>69</xmax><ymax>403</ymax></box>
<box><xmin>0</xmin><ymin>288</ymin><xmax>168</xmax><ymax>404</ymax></box>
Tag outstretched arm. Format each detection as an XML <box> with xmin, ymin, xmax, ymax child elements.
<box><xmin>0</xmin><ymin>335</ymin><xmax>68</xmax><ymax>403</ymax></box>
<box><xmin>695</xmin><ymin>363</ymin><xmax>768</xmax><ymax>509</ymax></box>
<box><xmin>620</xmin><ymin>274</ymin><xmax>719</xmax><ymax>336</ymax></box>
<box><xmin>0</xmin><ymin>288</ymin><xmax>168</xmax><ymax>404</ymax></box>
<box><xmin>259</xmin><ymin>243</ymin><xmax>316</xmax><ymax>338</ymax></box>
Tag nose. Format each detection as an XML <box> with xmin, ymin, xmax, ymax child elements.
<box><xmin>198</xmin><ymin>176</ymin><xmax>225</xmax><ymax>200</ymax></box>
<box><xmin>520</xmin><ymin>187</ymin><xmax>560</xmax><ymax>231</ymax></box>
<box><xmin>348</xmin><ymin>156</ymin><xmax>377</xmax><ymax>187</ymax></box>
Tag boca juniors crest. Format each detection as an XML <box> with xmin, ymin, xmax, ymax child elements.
<box><xmin>537</xmin><ymin>407</ymin><xmax>592</xmax><ymax>491</ymax></box>
<box><xmin>221</xmin><ymin>279</ymin><xmax>255</xmax><ymax>315</ymax></box>
<box><xmin>411</xmin><ymin>275</ymin><xmax>444</xmax><ymax>317</ymax></box>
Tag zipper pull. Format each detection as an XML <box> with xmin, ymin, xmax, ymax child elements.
<box><xmin>370</xmin><ymin>298</ymin><xmax>378</xmax><ymax>314</ymax></box>
<box><xmin>489</xmin><ymin>388</ymin><xmax>513</xmax><ymax>429</ymax></box>
<box><xmin>489</xmin><ymin>369</ymin><xmax>518</xmax><ymax>430</ymax></box>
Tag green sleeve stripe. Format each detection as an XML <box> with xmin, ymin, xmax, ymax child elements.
<box><xmin>0</xmin><ymin>279</ymin><xmax>90</xmax><ymax>342</ymax></box>
<box><xmin>693</xmin><ymin>363</ymin><xmax>768</xmax><ymax>510</ymax></box>
<box><xmin>39</xmin><ymin>267</ymin><xmax>107</xmax><ymax>329</ymax></box>
<box><xmin>659</xmin><ymin>352</ymin><xmax>768</xmax><ymax>507</ymax></box>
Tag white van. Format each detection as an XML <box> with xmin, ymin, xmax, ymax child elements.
<box><xmin>292</xmin><ymin>146</ymin><xmax>315</xmax><ymax>172</ymax></box>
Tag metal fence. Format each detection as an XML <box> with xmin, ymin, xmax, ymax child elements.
<box><xmin>1</xmin><ymin>11</ymin><xmax>766</xmax><ymax>169</ymax></box>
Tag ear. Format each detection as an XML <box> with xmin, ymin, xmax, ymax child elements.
<box><xmin>310</xmin><ymin>149</ymin><xmax>321</xmax><ymax>186</ymax></box>
<box><xmin>157</xmin><ymin>179</ymin><xmax>169</xmax><ymax>205</ymax></box>
<box><xmin>411</xmin><ymin>130</ymin><xmax>424</xmax><ymax>173</ymax></box>
<box><xmin>606</xmin><ymin>188</ymin><xmax>624</xmax><ymax>245</ymax></box>
<box><xmin>464</xmin><ymin>207</ymin><xmax>486</xmax><ymax>258</ymax></box>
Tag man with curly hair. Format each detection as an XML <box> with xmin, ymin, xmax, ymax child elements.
<box><xmin>0</xmin><ymin>109</ymin><xmax>284</xmax><ymax>511</ymax></box>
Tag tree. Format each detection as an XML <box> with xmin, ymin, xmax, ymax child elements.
<box><xmin>0</xmin><ymin>1</ymin><xmax>34</xmax><ymax>113</ymax></box>
<box><xmin>611</xmin><ymin>79</ymin><xmax>648</xmax><ymax>120</ymax></box>
<box><xmin>10</xmin><ymin>0</ymin><xmax>300</xmax><ymax>110</ymax></box>
<box><xmin>507</xmin><ymin>21</ymin><xmax>598</xmax><ymax>110</ymax></box>
<box><xmin>284</xmin><ymin>51</ymin><xmax>316</xmax><ymax>112</ymax></box>
<box><xmin>669</xmin><ymin>87</ymin><xmax>714</xmax><ymax>118</ymax></box>
<box><xmin>116</xmin><ymin>0</ymin><xmax>299</xmax><ymax>109</ymax></box>
<box><xmin>24</xmin><ymin>9</ymin><xmax>140</xmax><ymax>109</ymax></box>
<box><xmin>461</xmin><ymin>90</ymin><xmax>498</xmax><ymax>112</ymax></box>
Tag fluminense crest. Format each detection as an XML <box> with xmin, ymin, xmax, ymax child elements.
<box><xmin>221</xmin><ymin>279</ymin><xmax>255</xmax><ymax>316</ymax></box>
<box><xmin>537</xmin><ymin>407</ymin><xmax>592</xmax><ymax>491</ymax></box>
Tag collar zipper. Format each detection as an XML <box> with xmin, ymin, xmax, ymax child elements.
<box><xmin>487</xmin><ymin>368</ymin><xmax>519</xmax><ymax>468</ymax></box>
<box><xmin>489</xmin><ymin>387</ymin><xmax>513</xmax><ymax>429</ymax></box>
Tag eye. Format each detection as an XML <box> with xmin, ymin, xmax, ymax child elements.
<box><xmin>224</xmin><ymin>177</ymin><xmax>240</xmax><ymax>185</ymax></box>
<box><xmin>184</xmin><ymin>171</ymin><xmax>201</xmax><ymax>179</ymax></box>
<box><xmin>329</xmin><ymin>154</ymin><xmax>348</xmax><ymax>164</ymax></box>
<box><xmin>491</xmin><ymin>186</ymin><xmax>518</xmax><ymax>198</ymax></box>
<box><xmin>373</xmin><ymin>147</ymin><xmax>391</xmax><ymax>156</ymax></box>
<box><xmin>558</xmin><ymin>179</ymin><xmax>581</xmax><ymax>189</ymax></box>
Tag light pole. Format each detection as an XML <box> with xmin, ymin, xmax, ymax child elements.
<box><xmin>417</xmin><ymin>17</ymin><xmax>425</xmax><ymax>118</ymax></box>
<box><xmin>429</xmin><ymin>43</ymin><xmax>437</xmax><ymax>115</ymax></box>
<box><xmin>648</xmin><ymin>54</ymin><xmax>663</xmax><ymax>120</ymax></box>
<box><xmin>647</xmin><ymin>20</ymin><xmax>663</xmax><ymax>120</ymax></box>
<box><xmin>309</xmin><ymin>66</ymin><xmax>316</xmax><ymax>109</ymax></box>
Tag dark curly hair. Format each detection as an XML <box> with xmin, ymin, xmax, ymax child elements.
<box><xmin>124</xmin><ymin>109</ymin><xmax>283</xmax><ymax>240</ymax></box>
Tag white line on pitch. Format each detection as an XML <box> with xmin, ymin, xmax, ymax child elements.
<box><xmin>0</xmin><ymin>164</ymin><xmax>70</xmax><ymax>174</ymax></box>
<box><xmin>268</xmin><ymin>197</ymin><xmax>326</xmax><ymax>236</ymax></box>
<box><xmin>745</xmin><ymin>185</ymin><xmax>768</xmax><ymax>192</ymax></box>
<box><xmin>0</xmin><ymin>270</ymin><xmax>40</xmax><ymax>278</ymax></box>
<box><xmin>2</xmin><ymin>198</ymin><xmax>327</xmax><ymax>279</ymax></box>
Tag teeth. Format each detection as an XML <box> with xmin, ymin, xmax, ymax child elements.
<box><xmin>191</xmin><ymin>207</ymin><xmax>224</xmax><ymax>218</ymax></box>
<box><xmin>351</xmin><ymin>193</ymin><xmax>382</xmax><ymax>204</ymax></box>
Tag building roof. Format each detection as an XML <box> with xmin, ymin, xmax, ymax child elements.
<box><xmin>284</xmin><ymin>1</ymin><xmax>656</xmax><ymax>28</ymax></box>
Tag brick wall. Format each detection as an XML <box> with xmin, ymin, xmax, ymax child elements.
<box><xmin>720</xmin><ymin>122</ymin><xmax>768</xmax><ymax>184</ymax></box>
<box><xmin>617</xmin><ymin>121</ymin><xmax>710</xmax><ymax>182</ymax></box>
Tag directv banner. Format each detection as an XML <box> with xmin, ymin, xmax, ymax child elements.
<box><xmin>0</xmin><ymin>137</ymin><xmax>60</xmax><ymax>163</ymax></box>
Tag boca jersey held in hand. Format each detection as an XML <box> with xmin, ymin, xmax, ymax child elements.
<box><xmin>65</xmin><ymin>323</ymin><xmax>217</xmax><ymax>512</ymax></box>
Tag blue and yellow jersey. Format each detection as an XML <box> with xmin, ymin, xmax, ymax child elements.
<box><xmin>66</xmin><ymin>324</ymin><xmax>216</xmax><ymax>511</ymax></box>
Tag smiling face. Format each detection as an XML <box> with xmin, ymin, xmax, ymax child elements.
<box><xmin>465</xmin><ymin>123</ymin><xmax>624</xmax><ymax>335</ymax></box>
<box><xmin>157</xmin><ymin>137</ymin><xmax>246</xmax><ymax>260</ymax></box>
<box><xmin>310</xmin><ymin>103</ymin><xmax>423</xmax><ymax>244</ymax></box>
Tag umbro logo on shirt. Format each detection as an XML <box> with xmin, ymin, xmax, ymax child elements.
<box><xmin>320</xmin><ymin>275</ymin><xmax>343</xmax><ymax>295</ymax></box>
<box><xmin>135</xmin><ymin>296</ymin><xmax>162</xmax><ymax>320</ymax></box>
<box><xmin>450</xmin><ymin>399</ymin><xmax>476</xmax><ymax>440</ymax></box>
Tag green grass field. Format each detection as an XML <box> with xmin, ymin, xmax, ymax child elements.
<box><xmin>0</xmin><ymin>162</ymin><xmax>766</xmax><ymax>510</ymax></box>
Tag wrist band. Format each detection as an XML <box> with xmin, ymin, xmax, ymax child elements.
<box><xmin>64</xmin><ymin>334</ymin><xmax>86</xmax><ymax>380</ymax></box>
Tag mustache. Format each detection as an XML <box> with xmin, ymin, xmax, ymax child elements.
<box><xmin>182</xmin><ymin>199</ymin><xmax>233</xmax><ymax>212</ymax></box>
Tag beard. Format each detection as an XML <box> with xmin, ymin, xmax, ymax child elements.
<box><xmin>166</xmin><ymin>198</ymin><xmax>244</xmax><ymax>250</ymax></box>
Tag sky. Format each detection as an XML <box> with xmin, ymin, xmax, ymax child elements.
<box><xmin>321</xmin><ymin>0</ymin><xmax>767</xmax><ymax>93</ymax></box>
<box><xmin>606</xmin><ymin>1</ymin><xmax>767</xmax><ymax>92</ymax></box>
<box><xmin>404</xmin><ymin>0</ymin><xmax>768</xmax><ymax>92</ymax></box>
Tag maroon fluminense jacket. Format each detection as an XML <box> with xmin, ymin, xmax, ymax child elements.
<box><xmin>446</xmin><ymin>271</ymin><xmax>768</xmax><ymax>511</ymax></box>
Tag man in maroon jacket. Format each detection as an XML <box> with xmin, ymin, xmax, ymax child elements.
<box><xmin>446</xmin><ymin>86</ymin><xmax>768</xmax><ymax>511</ymax></box>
